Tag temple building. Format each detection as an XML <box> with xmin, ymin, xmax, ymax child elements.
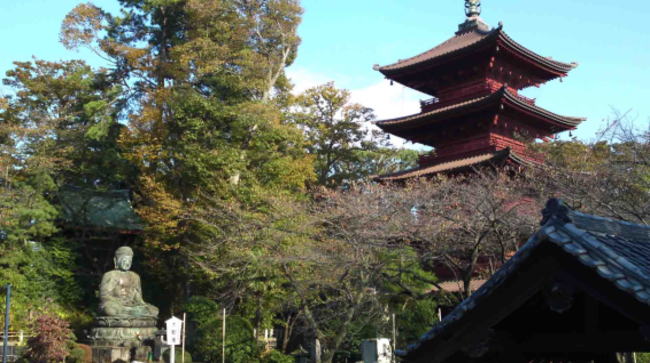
<box><xmin>399</xmin><ymin>199</ymin><xmax>650</xmax><ymax>362</ymax></box>
<box><xmin>373</xmin><ymin>0</ymin><xmax>585</xmax><ymax>181</ymax></box>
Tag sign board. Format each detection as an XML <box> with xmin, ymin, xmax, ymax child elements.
<box><xmin>361</xmin><ymin>338</ymin><xmax>392</xmax><ymax>363</ymax></box>
<box><xmin>165</xmin><ymin>316</ymin><xmax>183</xmax><ymax>346</ymax></box>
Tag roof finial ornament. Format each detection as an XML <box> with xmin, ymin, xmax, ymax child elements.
<box><xmin>465</xmin><ymin>0</ymin><xmax>481</xmax><ymax>18</ymax></box>
<box><xmin>457</xmin><ymin>0</ymin><xmax>489</xmax><ymax>34</ymax></box>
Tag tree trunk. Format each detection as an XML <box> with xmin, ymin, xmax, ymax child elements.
<box><xmin>281</xmin><ymin>314</ymin><xmax>296</xmax><ymax>353</ymax></box>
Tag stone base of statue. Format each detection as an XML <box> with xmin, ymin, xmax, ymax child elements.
<box><xmin>91</xmin><ymin>346</ymin><xmax>130</xmax><ymax>363</ymax></box>
<box><xmin>90</xmin><ymin>316</ymin><xmax>157</xmax><ymax>363</ymax></box>
<box><xmin>91</xmin><ymin>346</ymin><xmax>153</xmax><ymax>363</ymax></box>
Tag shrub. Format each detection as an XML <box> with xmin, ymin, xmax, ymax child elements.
<box><xmin>637</xmin><ymin>353</ymin><xmax>650</xmax><ymax>363</ymax></box>
<box><xmin>24</xmin><ymin>314</ymin><xmax>72</xmax><ymax>363</ymax></box>
<box><xmin>163</xmin><ymin>348</ymin><xmax>192</xmax><ymax>363</ymax></box>
<box><xmin>263</xmin><ymin>350</ymin><xmax>294</xmax><ymax>363</ymax></box>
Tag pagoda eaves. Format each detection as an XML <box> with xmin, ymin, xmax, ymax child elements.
<box><xmin>376</xmin><ymin>149</ymin><xmax>535</xmax><ymax>182</ymax></box>
<box><xmin>376</xmin><ymin>87</ymin><xmax>585</xmax><ymax>146</ymax></box>
<box><xmin>375</xmin><ymin>23</ymin><xmax>578</xmax><ymax>96</ymax></box>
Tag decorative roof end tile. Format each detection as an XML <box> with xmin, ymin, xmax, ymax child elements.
<box><xmin>540</xmin><ymin>198</ymin><xmax>573</xmax><ymax>226</ymax></box>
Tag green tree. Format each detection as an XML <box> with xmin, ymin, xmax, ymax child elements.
<box><xmin>290</xmin><ymin>82</ymin><xmax>418</xmax><ymax>187</ymax></box>
<box><xmin>0</xmin><ymin>242</ymin><xmax>84</xmax><ymax>331</ymax></box>
<box><xmin>0</xmin><ymin>59</ymin><xmax>119</xmax><ymax>329</ymax></box>
<box><xmin>1</xmin><ymin>59</ymin><xmax>127</xmax><ymax>249</ymax></box>
<box><xmin>290</xmin><ymin>82</ymin><xmax>374</xmax><ymax>187</ymax></box>
<box><xmin>60</xmin><ymin>0</ymin><xmax>312</xmax><ymax>221</ymax></box>
<box><xmin>1</xmin><ymin>59</ymin><xmax>130</xmax><ymax>190</ymax></box>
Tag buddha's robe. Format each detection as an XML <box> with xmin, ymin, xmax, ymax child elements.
<box><xmin>99</xmin><ymin>270</ymin><xmax>158</xmax><ymax>318</ymax></box>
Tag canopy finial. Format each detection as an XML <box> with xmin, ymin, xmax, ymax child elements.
<box><xmin>465</xmin><ymin>0</ymin><xmax>481</xmax><ymax>17</ymax></box>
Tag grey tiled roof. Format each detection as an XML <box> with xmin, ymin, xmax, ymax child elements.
<box><xmin>398</xmin><ymin>199</ymin><xmax>650</xmax><ymax>358</ymax></box>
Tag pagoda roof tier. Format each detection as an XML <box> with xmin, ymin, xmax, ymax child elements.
<box><xmin>375</xmin><ymin>23</ymin><xmax>577</xmax><ymax>94</ymax></box>
<box><xmin>375</xmin><ymin>149</ymin><xmax>534</xmax><ymax>182</ymax></box>
<box><xmin>375</xmin><ymin>87</ymin><xmax>584</xmax><ymax>143</ymax></box>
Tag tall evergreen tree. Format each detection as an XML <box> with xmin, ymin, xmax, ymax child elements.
<box><xmin>60</xmin><ymin>0</ymin><xmax>313</xmax><ymax>315</ymax></box>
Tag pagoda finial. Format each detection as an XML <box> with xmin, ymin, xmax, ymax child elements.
<box><xmin>457</xmin><ymin>0</ymin><xmax>488</xmax><ymax>34</ymax></box>
<box><xmin>465</xmin><ymin>0</ymin><xmax>481</xmax><ymax>18</ymax></box>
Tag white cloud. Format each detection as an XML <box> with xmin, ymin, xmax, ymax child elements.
<box><xmin>286</xmin><ymin>67</ymin><xmax>425</xmax><ymax>119</ymax></box>
<box><xmin>286</xmin><ymin>67</ymin><xmax>341</xmax><ymax>94</ymax></box>
<box><xmin>348</xmin><ymin>79</ymin><xmax>423</xmax><ymax>121</ymax></box>
<box><xmin>350</xmin><ymin>80</ymin><xmax>429</xmax><ymax>149</ymax></box>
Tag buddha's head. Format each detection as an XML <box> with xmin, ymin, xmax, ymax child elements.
<box><xmin>114</xmin><ymin>246</ymin><xmax>134</xmax><ymax>271</ymax></box>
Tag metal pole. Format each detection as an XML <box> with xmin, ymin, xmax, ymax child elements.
<box><xmin>181</xmin><ymin>313</ymin><xmax>186</xmax><ymax>363</ymax></box>
<box><xmin>170</xmin><ymin>344</ymin><xmax>175</xmax><ymax>363</ymax></box>
<box><xmin>222</xmin><ymin>308</ymin><xmax>226</xmax><ymax>363</ymax></box>
<box><xmin>3</xmin><ymin>284</ymin><xmax>11</xmax><ymax>363</ymax></box>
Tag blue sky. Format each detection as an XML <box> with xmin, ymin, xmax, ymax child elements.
<box><xmin>2</xmin><ymin>0</ymin><xmax>648</xmax><ymax>143</ymax></box>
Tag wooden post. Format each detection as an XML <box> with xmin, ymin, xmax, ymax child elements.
<box><xmin>181</xmin><ymin>313</ymin><xmax>186</xmax><ymax>363</ymax></box>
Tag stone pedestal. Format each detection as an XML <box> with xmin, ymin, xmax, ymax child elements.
<box><xmin>90</xmin><ymin>316</ymin><xmax>157</xmax><ymax>363</ymax></box>
<box><xmin>91</xmin><ymin>346</ymin><xmax>130</xmax><ymax>363</ymax></box>
<box><xmin>91</xmin><ymin>345</ymin><xmax>152</xmax><ymax>363</ymax></box>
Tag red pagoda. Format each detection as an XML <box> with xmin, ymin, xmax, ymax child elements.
<box><xmin>374</xmin><ymin>1</ymin><xmax>585</xmax><ymax>181</ymax></box>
